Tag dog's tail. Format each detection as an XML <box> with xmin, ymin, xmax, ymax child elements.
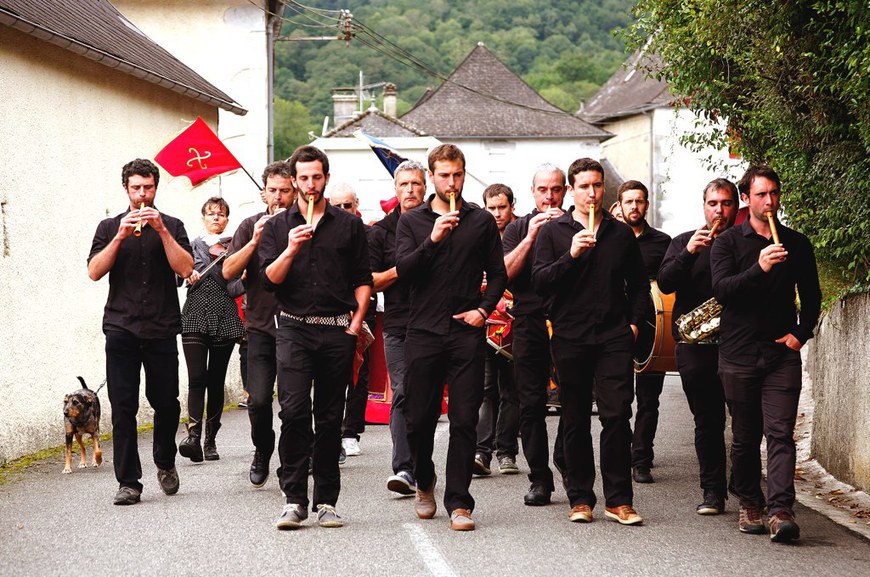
<box><xmin>76</xmin><ymin>376</ymin><xmax>88</xmax><ymax>390</ymax></box>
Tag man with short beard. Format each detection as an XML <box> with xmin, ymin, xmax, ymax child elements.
<box><xmin>223</xmin><ymin>161</ymin><xmax>296</xmax><ymax>489</ymax></box>
<box><xmin>259</xmin><ymin>146</ymin><xmax>372</xmax><ymax>529</ymax></box>
<box><xmin>396</xmin><ymin>144</ymin><xmax>507</xmax><ymax>531</ymax></box>
<box><xmin>617</xmin><ymin>180</ymin><xmax>671</xmax><ymax>485</ymax></box>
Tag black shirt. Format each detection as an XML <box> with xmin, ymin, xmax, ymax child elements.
<box><xmin>227</xmin><ymin>211</ymin><xmax>280</xmax><ymax>337</ymax></box>
<box><xmin>658</xmin><ymin>229</ymin><xmax>717</xmax><ymax>342</ymax></box>
<box><xmin>258</xmin><ymin>202</ymin><xmax>373</xmax><ymax>315</ymax></box>
<box><xmin>636</xmin><ymin>223</ymin><xmax>672</xmax><ymax>280</ymax></box>
<box><xmin>531</xmin><ymin>208</ymin><xmax>647</xmax><ymax>344</ymax></box>
<box><xmin>369</xmin><ymin>207</ymin><xmax>411</xmax><ymax>335</ymax></box>
<box><xmin>502</xmin><ymin>210</ymin><xmax>548</xmax><ymax>317</ymax></box>
<box><xmin>395</xmin><ymin>195</ymin><xmax>507</xmax><ymax>335</ymax></box>
<box><xmin>710</xmin><ymin>219</ymin><xmax>821</xmax><ymax>363</ymax></box>
<box><xmin>88</xmin><ymin>208</ymin><xmax>192</xmax><ymax>338</ymax></box>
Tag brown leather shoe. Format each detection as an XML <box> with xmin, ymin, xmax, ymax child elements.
<box><xmin>604</xmin><ymin>505</ymin><xmax>643</xmax><ymax>525</ymax></box>
<box><xmin>415</xmin><ymin>479</ymin><xmax>437</xmax><ymax>519</ymax></box>
<box><xmin>568</xmin><ymin>504</ymin><xmax>593</xmax><ymax>523</ymax></box>
<box><xmin>450</xmin><ymin>508</ymin><xmax>475</xmax><ymax>531</ymax></box>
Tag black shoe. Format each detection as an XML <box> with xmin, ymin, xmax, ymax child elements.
<box><xmin>632</xmin><ymin>466</ymin><xmax>653</xmax><ymax>484</ymax></box>
<box><xmin>113</xmin><ymin>485</ymin><xmax>142</xmax><ymax>505</ymax></box>
<box><xmin>249</xmin><ymin>449</ymin><xmax>270</xmax><ymax>487</ymax></box>
<box><xmin>524</xmin><ymin>484</ymin><xmax>552</xmax><ymax>506</ymax></box>
<box><xmin>696</xmin><ymin>490</ymin><xmax>725</xmax><ymax>515</ymax></box>
<box><xmin>203</xmin><ymin>438</ymin><xmax>219</xmax><ymax>461</ymax></box>
<box><xmin>157</xmin><ymin>467</ymin><xmax>179</xmax><ymax>495</ymax></box>
<box><xmin>338</xmin><ymin>446</ymin><xmax>347</xmax><ymax>466</ymax></box>
<box><xmin>473</xmin><ymin>453</ymin><xmax>491</xmax><ymax>476</ymax></box>
<box><xmin>179</xmin><ymin>434</ymin><xmax>204</xmax><ymax>463</ymax></box>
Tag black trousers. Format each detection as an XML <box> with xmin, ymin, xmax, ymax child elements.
<box><xmin>247</xmin><ymin>331</ymin><xmax>277</xmax><ymax>456</ymax></box>
<box><xmin>631</xmin><ymin>371</ymin><xmax>665</xmax><ymax>468</ymax></box>
<box><xmin>182</xmin><ymin>333</ymin><xmax>235</xmax><ymax>431</ymax></box>
<box><xmin>512</xmin><ymin>313</ymin><xmax>554</xmax><ymax>490</ymax></box>
<box><xmin>105</xmin><ymin>330</ymin><xmax>181</xmax><ymax>492</ymax></box>
<box><xmin>276</xmin><ymin>319</ymin><xmax>356</xmax><ymax>510</ymax></box>
<box><xmin>551</xmin><ymin>332</ymin><xmax>635</xmax><ymax>509</ymax></box>
<box><xmin>404</xmin><ymin>326</ymin><xmax>486</xmax><ymax>512</ymax></box>
<box><xmin>383</xmin><ymin>331</ymin><xmax>413</xmax><ymax>474</ymax></box>
<box><xmin>675</xmin><ymin>343</ymin><xmax>727</xmax><ymax>495</ymax></box>
<box><xmin>719</xmin><ymin>346</ymin><xmax>802</xmax><ymax>515</ymax></box>
<box><xmin>342</xmin><ymin>346</ymin><xmax>369</xmax><ymax>440</ymax></box>
<box><xmin>475</xmin><ymin>348</ymin><xmax>518</xmax><ymax>459</ymax></box>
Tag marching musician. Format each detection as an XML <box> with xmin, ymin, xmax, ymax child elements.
<box><xmin>87</xmin><ymin>158</ymin><xmax>193</xmax><ymax>505</ymax></box>
<box><xmin>260</xmin><ymin>146</ymin><xmax>373</xmax><ymax>529</ymax></box>
<box><xmin>501</xmin><ymin>164</ymin><xmax>566</xmax><ymax>506</ymax></box>
<box><xmin>531</xmin><ymin>158</ymin><xmax>647</xmax><ymax>525</ymax></box>
<box><xmin>222</xmin><ymin>161</ymin><xmax>296</xmax><ymax>488</ymax></box>
<box><xmin>710</xmin><ymin>165</ymin><xmax>821</xmax><ymax>542</ymax></box>
<box><xmin>657</xmin><ymin>178</ymin><xmax>738</xmax><ymax>515</ymax></box>
<box><xmin>474</xmin><ymin>184</ymin><xmax>520</xmax><ymax>477</ymax></box>
<box><xmin>369</xmin><ymin>160</ymin><xmax>427</xmax><ymax>496</ymax></box>
<box><xmin>617</xmin><ymin>180</ymin><xmax>672</xmax><ymax>484</ymax></box>
<box><xmin>395</xmin><ymin>144</ymin><xmax>507</xmax><ymax>531</ymax></box>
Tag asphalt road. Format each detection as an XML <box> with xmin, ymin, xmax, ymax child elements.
<box><xmin>2</xmin><ymin>376</ymin><xmax>870</xmax><ymax>577</ymax></box>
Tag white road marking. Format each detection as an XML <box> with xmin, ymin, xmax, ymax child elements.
<box><xmin>403</xmin><ymin>523</ymin><xmax>458</xmax><ymax>577</ymax></box>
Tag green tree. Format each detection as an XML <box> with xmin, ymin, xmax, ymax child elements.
<box><xmin>626</xmin><ymin>0</ymin><xmax>870</xmax><ymax>282</ymax></box>
<box><xmin>274</xmin><ymin>98</ymin><xmax>316</xmax><ymax>160</ymax></box>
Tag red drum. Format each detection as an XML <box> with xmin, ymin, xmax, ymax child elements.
<box><xmin>633</xmin><ymin>281</ymin><xmax>677</xmax><ymax>374</ymax></box>
<box><xmin>485</xmin><ymin>290</ymin><xmax>514</xmax><ymax>360</ymax></box>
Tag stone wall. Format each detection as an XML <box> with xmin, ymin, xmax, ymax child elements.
<box><xmin>807</xmin><ymin>291</ymin><xmax>870</xmax><ymax>492</ymax></box>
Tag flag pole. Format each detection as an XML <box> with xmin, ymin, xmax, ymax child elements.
<box><xmin>241</xmin><ymin>166</ymin><xmax>263</xmax><ymax>191</ymax></box>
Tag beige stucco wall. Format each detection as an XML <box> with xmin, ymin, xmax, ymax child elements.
<box><xmin>0</xmin><ymin>26</ymin><xmax>242</xmax><ymax>463</ymax></box>
<box><xmin>807</xmin><ymin>292</ymin><xmax>870</xmax><ymax>492</ymax></box>
<box><xmin>114</xmin><ymin>0</ymin><xmax>272</xmax><ymax>230</ymax></box>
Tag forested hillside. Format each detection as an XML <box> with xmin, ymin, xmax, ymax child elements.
<box><xmin>274</xmin><ymin>0</ymin><xmax>637</xmax><ymax>157</ymax></box>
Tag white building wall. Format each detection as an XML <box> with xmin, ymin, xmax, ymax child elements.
<box><xmin>115</xmin><ymin>0</ymin><xmax>271</xmax><ymax>230</ymax></box>
<box><xmin>0</xmin><ymin>26</ymin><xmax>239</xmax><ymax>463</ymax></box>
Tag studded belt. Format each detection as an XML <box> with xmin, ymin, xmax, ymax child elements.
<box><xmin>279</xmin><ymin>311</ymin><xmax>351</xmax><ymax>328</ymax></box>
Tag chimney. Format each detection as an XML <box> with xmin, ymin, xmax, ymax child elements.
<box><xmin>332</xmin><ymin>88</ymin><xmax>357</xmax><ymax>127</ymax></box>
<box><xmin>383</xmin><ymin>83</ymin><xmax>397</xmax><ymax>117</ymax></box>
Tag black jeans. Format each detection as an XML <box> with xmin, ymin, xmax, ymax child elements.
<box><xmin>404</xmin><ymin>326</ymin><xmax>486</xmax><ymax>512</ymax></box>
<box><xmin>551</xmin><ymin>332</ymin><xmax>635</xmax><ymax>509</ymax></box>
<box><xmin>342</xmin><ymin>346</ymin><xmax>369</xmax><ymax>440</ymax></box>
<box><xmin>276</xmin><ymin>319</ymin><xmax>356</xmax><ymax>511</ymax></box>
<box><xmin>475</xmin><ymin>348</ymin><xmax>518</xmax><ymax>460</ymax></box>
<box><xmin>676</xmin><ymin>343</ymin><xmax>727</xmax><ymax>495</ymax></box>
<box><xmin>105</xmin><ymin>330</ymin><xmax>181</xmax><ymax>491</ymax></box>
<box><xmin>247</xmin><ymin>331</ymin><xmax>277</xmax><ymax>456</ymax></box>
<box><xmin>182</xmin><ymin>333</ymin><xmax>235</xmax><ymax>432</ymax></box>
<box><xmin>512</xmin><ymin>313</ymin><xmax>554</xmax><ymax>490</ymax></box>
<box><xmin>631</xmin><ymin>371</ymin><xmax>665</xmax><ymax>468</ymax></box>
<box><xmin>719</xmin><ymin>345</ymin><xmax>802</xmax><ymax>515</ymax></box>
<box><xmin>383</xmin><ymin>331</ymin><xmax>413</xmax><ymax>474</ymax></box>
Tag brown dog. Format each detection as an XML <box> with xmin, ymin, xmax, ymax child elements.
<box><xmin>63</xmin><ymin>376</ymin><xmax>104</xmax><ymax>474</ymax></box>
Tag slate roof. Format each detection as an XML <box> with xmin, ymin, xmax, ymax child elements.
<box><xmin>401</xmin><ymin>43</ymin><xmax>610</xmax><ymax>140</ymax></box>
<box><xmin>0</xmin><ymin>0</ymin><xmax>246</xmax><ymax>115</ymax></box>
<box><xmin>324</xmin><ymin>107</ymin><xmax>428</xmax><ymax>138</ymax></box>
<box><xmin>578</xmin><ymin>49</ymin><xmax>674</xmax><ymax>124</ymax></box>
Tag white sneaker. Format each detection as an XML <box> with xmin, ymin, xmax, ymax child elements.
<box><xmin>342</xmin><ymin>437</ymin><xmax>361</xmax><ymax>456</ymax></box>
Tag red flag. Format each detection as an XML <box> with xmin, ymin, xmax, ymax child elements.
<box><xmin>154</xmin><ymin>117</ymin><xmax>243</xmax><ymax>186</ymax></box>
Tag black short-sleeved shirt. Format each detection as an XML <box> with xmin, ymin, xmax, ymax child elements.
<box><xmin>710</xmin><ymin>219</ymin><xmax>821</xmax><ymax>364</ymax></box>
<box><xmin>502</xmin><ymin>210</ymin><xmax>548</xmax><ymax>317</ymax></box>
<box><xmin>369</xmin><ymin>207</ymin><xmax>410</xmax><ymax>335</ymax></box>
<box><xmin>657</xmin><ymin>230</ymin><xmax>717</xmax><ymax>342</ymax></box>
<box><xmin>395</xmin><ymin>195</ymin><xmax>507</xmax><ymax>335</ymax></box>
<box><xmin>531</xmin><ymin>208</ymin><xmax>647</xmax><ymax>344</ymax></box>
<box><xmin>258</xmin><ymin>202</ymin><xmax>373</xmax><ymax>315</ymax></box>
<box><xmin>636</xmin><ymin>223</ymin><xmax>672</xmax><ymax>280</ymax></box>
<box><xmin>88</xmin><ymin>208</ymin><xmax>192</xmax><ymax>338</ymax></box>
<box><xmin>227</xmin><ymin>211</ymin><xmax>280</xmax><ymax>337</ymax></box>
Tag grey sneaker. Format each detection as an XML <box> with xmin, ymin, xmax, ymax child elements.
<box><xmin>157</xmin><ymin>467</ymin><xmax>179</xmax><ymax>495</ymax></box>
<box><xmin>316</xmin><ymin>504</ymin><xmax>344</xmax><ymax>527</ymax></box>
<box><xmin>498</xmin><ymin>455</ymin><xmax>519</xmax><ymax>475</ymax></box>
<box><xmin>276</xmin><ymin>503</ymin><xmax>308</xmax><ymax>530</ymax></box>
<box><xmin>113</xmin><ymin>485</ymin><xmax>141</xmax><ymax>505</ymax></box>
<box><xmin>387</xmin><ymin>470</ymin><xmax>416</xmax><ymax>495</ymax></box>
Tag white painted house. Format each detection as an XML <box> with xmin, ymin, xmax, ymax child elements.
<box><xmin>579</xmin><ymin>49</ymin><xmax>744</xmax><ymax>236</ymax></box>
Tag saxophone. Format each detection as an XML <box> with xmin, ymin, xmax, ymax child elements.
<box><xmin>676</xmin><ymin>298</ymin><xmax>722</xmax><ymax>344</ymax></box>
